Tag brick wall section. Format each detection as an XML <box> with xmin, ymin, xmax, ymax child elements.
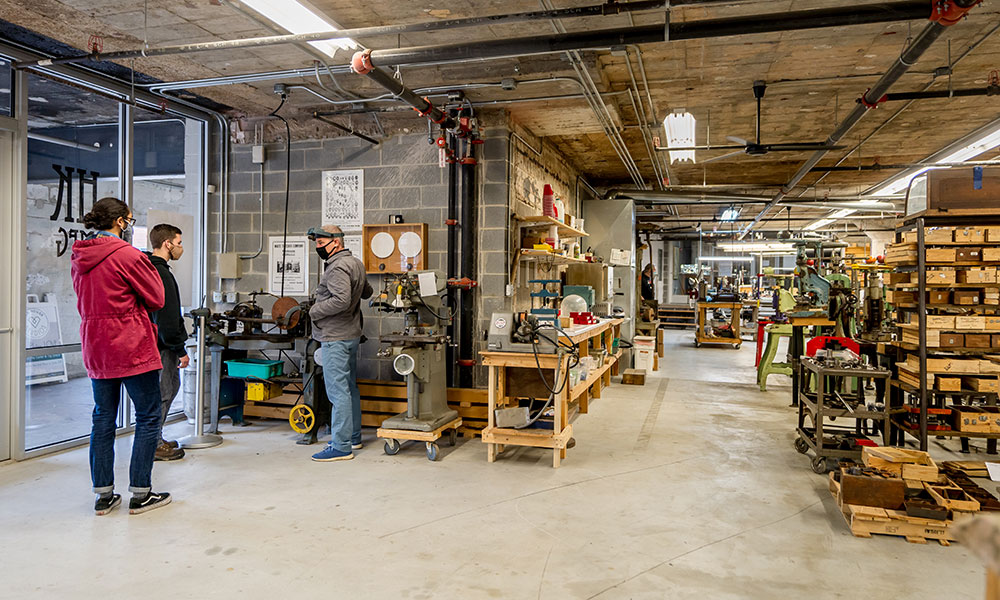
<box><xmin>208</xmin><ymin>130</ymin><xmax>510</xmax><ymax>386</ymax></box>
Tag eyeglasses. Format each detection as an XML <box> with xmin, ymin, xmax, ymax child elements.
<box><xmin>122</xmin><ymin>217</ymin><xmax>136</xmax><ymax>227</ymax></box>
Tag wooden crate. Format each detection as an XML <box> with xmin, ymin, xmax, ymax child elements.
<box><xmin>927</xmin><ymin>248</ymin><xmax>958</xmax><ymax>262</ymax></box>
<box><xmin>983</xmin><ymin>247</ymin><xmax>1000</xmax><ymax>261</ymax></box>
<box><xmin>928</xmin><ymin>315</ymin><xmax>957</xmax><ymax>329</ymax></box>
<box><xmin>925</xmin><ymin>482</ymin><xmax>980</xmax><ymax>513</ymax></box>
<box><xmin>956</xmin><ymin>315</ymin><xmax>987</xmax><ymax>330</ymax></box>
<box><xmin>940</xmin><ymin>333</ymin><xmax>965</xmax><ymax>348</ymax></box>
<box><xmin>966</xmin><ymin>334</ymin><xmax>992</xmax><ymax>349</ymax></box>
<box><xmin>622</xmin><ymin>369</ymin><xmax>646</xmax><ymax>385</ymax></box>
<box><xmin>936</xmin><ymin>377</ymin><xmax>963</xmax><ymax>392</ymax></box>
<box><xmin>954</xmin><ymin>290</ymin><xmax>982</xmax><ymax>305</ymax></box>
<box><xmin>963</xmin><ymin>377</ymin><xmax>1000</xmax><ymax>393</ymax></box>
<box><xmin>958</xmin><ymin>269</ymin><xmax>997</xmax><ymax>284</ymax></box>
<box><xmin>957</xmin><ymin>247</ymin><xmax>984</xmax><ymax>262</ymax></box>
<box><xmin>923</xmin><ymin>270</ymin><xmax>957</xmax><ymax>285</ymax></box>
<box><xmin>986</xmin><ymin>316</ymin><xmax>1000</xmax><ymax>331</ymax></box>
<box><xmin>955</xmin><ymin>227</ymin><xmax>986</xmax><ymax>244</ymax></box>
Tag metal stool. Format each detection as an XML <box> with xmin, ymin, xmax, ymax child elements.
<box><xmin>757</xmin><ymin>323</ymin><xmax>793</xmax><ymax>392</ymax></box>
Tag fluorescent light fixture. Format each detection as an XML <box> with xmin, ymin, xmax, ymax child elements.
<box><xmin>719</xmin><ymin>207</ymin><xmax>741</xmax><ymax>222</ymax></box>
<box><xmin>698</xmin><ymin>256</ymin><xmax>754</xmax><ymax>262</ymax></box>
<box><xmin>803</xmin><ymin>208</ymin><xmax>855</xmax><ymax>231</ymax></box>
<box><xmin>718</xmin><ymin>241</ymin><xmax>794</xmax><ymax>252</ymax></box>
<box><xmin>870</xmin><ymin>123</ymin><xmax>1000</xmax><ymax>197</ymax></box>
<box><xmin>664</xmin><ymin>110</ymin><xmax>696</xmax><ymax>164</ymax></box>
<box><xmin>804</xmin><ymin>218</ymin><xmax>835</xmax><ymax>231</ymax></box>
<box><xmin>241</xmin><ymin>0</ymin><xmax>357</xmax><ymax>57</ymax></box>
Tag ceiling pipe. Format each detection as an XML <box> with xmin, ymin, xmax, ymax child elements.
<box><xmin>350</xmin><ymin>53</ymin><xmax>454</xmax><ymax>128</ymax></box>
<box><xmin>366</xmin><ymin>2</ymin><xmax>930</xmax><ymax>66</ymax></box>
<box><xmin>811</xmin><ymin>160</ymin><xmax>1000</xmax><ymax>172</ymax></box>
<box><xmin>17</xmin><ymin>0</ymin><xmax>668</xmax><ymax>68</ymax></box>
<box><xmin>312</xmin><ymin>114</ymin><xmax>380</xmax><ymax>145</ymax></box>
<box><xmin>27</xmin><ymin>132</ymin><xmax>101</xmax><ymax>152</ymax></box>
<box><xmin>740</xmin><ymin>0</ymin><xmax>982</xmax><ymax>239</ymax></box>
<box><xmin>881</xmin><ymin>86</ymin><xmax>1000</xmax><ymax>100</ymax></box>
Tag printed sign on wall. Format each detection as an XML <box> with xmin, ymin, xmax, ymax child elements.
<box><xmin>269</xmin><ymin>236</ymin><xmax>310</xmax><ymax>297</ymax></box>
<box><xmin>322</xmin><ymin>169</ymin><xmax>364</xmax><ymax>231</ymax></box>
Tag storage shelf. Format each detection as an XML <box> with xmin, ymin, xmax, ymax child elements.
<box><xmin>894</xmin><ymin>303</ymin><xmax>1000</xmax><ymax>310</ymax></box>
<box><xmin>519</xmin><ymin>249</ymin><xmax>591</xmax><ymax>265</ymax></box>
<box><xmin>889</xmin><ymin>284</ymin><xmax>1000</xmax><ymax>289</ymax></box>
<box><xmin>517</xmin><ymin>215</ymin><xmax>589</xmax><ymax>238</ymax></box>
<box><xmin>886</xmin><ymin>261</ymin><xmax>1000</xmax><ymax>267</ymax></box>
<box><xmin>894</xmin><ymin>419</ymin><xmax>1000</xmax><ymax>439</ymax></box>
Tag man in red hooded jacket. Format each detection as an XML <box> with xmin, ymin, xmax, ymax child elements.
<box><xmin>72</xmin><ymin>197</ymin><xmax>173</xmax><ymax>516</ymax></box>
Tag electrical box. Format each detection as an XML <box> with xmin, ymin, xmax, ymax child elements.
<box><xmin>218</xmin><ymin>252</ymin><xmax>243</xmax><ymax>279</ymax></box>
<box><xmin>225</xmin><ymin>291</ymin><xmax>239</xmax><ymax>303</ymax></box>
<box><xmin>252</xmin><ymin>144</ymin><xmax>266</xmax><ymax>164</ymax></box>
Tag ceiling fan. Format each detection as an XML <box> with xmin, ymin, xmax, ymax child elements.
<box><xmin>668</xmin><ymin>81</ymin><xmax>846</xmax><ymax>164</ymax></box>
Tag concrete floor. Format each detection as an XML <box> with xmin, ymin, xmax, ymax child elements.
<box><xmin>0</xmin><ymin>329</ymin><xmax>988</xmax><ymax>598</ymax></box>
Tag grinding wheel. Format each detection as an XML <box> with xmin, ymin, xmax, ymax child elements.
<box><xmin>272</xmin><ymin>296</ymin><xmax>301</xmax><ymax>330</ymax></box>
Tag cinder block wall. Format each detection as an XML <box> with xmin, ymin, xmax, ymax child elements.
<box><xmin>208</xmin><ymin>129</ymin><xmax>510</xmax><ymax>387</ymax></box>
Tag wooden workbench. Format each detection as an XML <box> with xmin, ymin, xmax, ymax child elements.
<box><xmin>695</xmin><ymin>301</ymin><xmax>742</xmax><ymax>348</ymax></box>
<box><xmin>479</xmin><ymin>318</ymin><xmax>624</xmax><ymax>468</ymax></box>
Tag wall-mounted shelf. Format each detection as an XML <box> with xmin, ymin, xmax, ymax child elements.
<box><xmin>517</xmin><ymin>215</ymin><xmax>588</xmax><ymax>238</ymax></box>
<box><xmin>519</xmin><ymin>249</ymin><xmax>592</xmax><ymax>265</ymax></box>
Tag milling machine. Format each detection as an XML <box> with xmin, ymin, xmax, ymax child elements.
<box><xmin>779</xmin><ymin>244</ymin><xmax>856</xmax><ymax>337</ymax></box>
<box><xmin>372</xmin><ymin>271</ymin><xmax>459</xmax><ymax>432</ymax></box>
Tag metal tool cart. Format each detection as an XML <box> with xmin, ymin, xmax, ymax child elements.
<box><xmin>794</xmin><ymin>356</ymin><xmax>892</xmax><ymax>474</ymax></box>
<box><xmin>695</xmin><ymin>301</ymin><xmax>742</xmax><ymax>348</ymax></box>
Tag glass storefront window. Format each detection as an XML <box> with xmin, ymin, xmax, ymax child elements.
<box><xmin>24</xmin><ymin>73</ymin><xmax>121</xmax><ymax>450</ymax></box>
<box><xmin>132</xmin><ymin>107</ymin><xmax>204</xmax><ymax>417</ymax></box>
<box><xmin>0</xmin><ymin>56</ymin><xmax>11</xmax><ymax>117</ymax></box>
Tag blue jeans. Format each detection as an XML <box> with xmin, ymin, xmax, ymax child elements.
<box><xmin>320</xmin><ymin>338</ymin><xmax>361</xmax><ymax>452</ymax></box>
<box><xmin>90</xmin><ymin>369</ymin><xmax>162</xmax><ymax>495</ymax></box>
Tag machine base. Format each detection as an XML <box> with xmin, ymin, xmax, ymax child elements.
<box><xmin>178</xmin><ymin>433</ymin><xmax>223</xmax><ymax>449</ymax></box>
<box><xmin>380</xmin><ymin>409</ymin><xmax>459</xmax><ymax>432</ymax></box>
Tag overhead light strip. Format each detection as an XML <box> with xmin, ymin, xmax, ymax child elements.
<box><xmin>241</xmin><ymin>0</ymin><xmax>358</xmax><ymax>57</ymax></box>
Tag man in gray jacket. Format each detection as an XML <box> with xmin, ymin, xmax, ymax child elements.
<box><xmin>306</xmin><ymin>225</ymin><xmax>373</xmax><ymax>462</ymax></box>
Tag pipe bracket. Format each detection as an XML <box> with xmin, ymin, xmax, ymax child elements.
<box><xmin>930</xmin><ymin>0</ymin><xmax>982</xmax><ymax>26</ymax></box>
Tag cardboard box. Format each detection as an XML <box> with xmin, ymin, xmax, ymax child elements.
<box><xmin>957</xmin><ymin>247</ymin><xmax>984</xmax><ymax>262</ymax></box>
<box><xmin>966</xmin><ymin>333</ymin><xmax>992</xmax><ymax>348</ymax></box>
<box><xmin>986</xmin><ymin>316</ymin><xmax>1000</xmax><ymax>330</ymax></box>
<box><xmin>955</xmin><ymin>227</ymin><xmax>986</xmax><ymax>243</ymax></box>
<box><xmin>958</xmin><ymin>269</ymin><xmax>998</xmax><ymax>284</ymax></box>
<box><xmin>927</xmin><ymin>291</ymin><xmax>950</xmax><ymax>304</ymax></box>
<box><xmin>927</xmin><ymin>248</ymin><xmax>957</xmax><ymax>262</ymax></box>
<box><xmin>954</xmin><ymin>290</ymin><xmax>981</xmax><ymax>305</ymax></box>
<box><xmin>954</xmin><ymin>405</ymin><xmax>992</xmax><ymax>432</ymax></box>
<box><xmin>927</xmin><ymin>315</ymin><xmax>957</xmax><ymax>329</ymax></box>
<box><xmin>935</xmin><ymin>377</ymin><xmax>963</xmax><ymax>392</ymax></box>
<box><xmin>956</xmin><ymin>315</ymin><xmax>987</xmax><ymax>330</ymax></box>
<box><xmin>984</xmin><ymin>247</ymin><xmax>1000</xmax><ymax>262</ymax></box>
<box><xmin>940</xmin><ymin>333</ymin><xmax>965</xmax><ymax>347</ymax></box>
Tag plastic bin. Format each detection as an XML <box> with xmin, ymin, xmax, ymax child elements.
<box><xmin>634</xmin><ymin>335</ymin><xmax>655</xmax><ymax>348</ymax></box>
<box><xmin>225</xmin><ymin>359</ymin><xmax>284</xmax><ymax>379</ymax></box>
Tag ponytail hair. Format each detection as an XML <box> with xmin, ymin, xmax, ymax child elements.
<box><xmin>82</xmin><ymin>197</ymin><xmax>129</xmax><ymax>230</ymax></box>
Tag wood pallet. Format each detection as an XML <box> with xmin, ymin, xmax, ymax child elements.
<box><xmin>658</xmin><ymin>304</ymin><xmax>695</xmax><ymax>328</ymax></box>
<box><xmin>829</xmin><ymin>473</ymin><xmax>958</xmax><ymax>546</ymax></box>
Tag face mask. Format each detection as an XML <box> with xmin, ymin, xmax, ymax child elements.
<box><xmin>169</xmin><ymin>243</ymin><xmax>184</xmax><ymax>260</ymax></box>
<box><xmin>316</xmin><ymin>242</ymin><xmax>333</xmax><ymax>260</ymax></box>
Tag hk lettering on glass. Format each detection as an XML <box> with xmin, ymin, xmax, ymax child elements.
<box><xmin>49</xmin><ymin>164</ymin><xmax>99</xmax><ymax>257</ymax></box>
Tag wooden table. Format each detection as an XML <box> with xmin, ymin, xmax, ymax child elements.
<box><xmin>480</xmin><ymin>318</ymin><xmax>624</xmax><ymax>468</ymax></box>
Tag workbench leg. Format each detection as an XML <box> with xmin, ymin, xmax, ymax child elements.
<box><xmin>580</xmin><ymin>391</ymin><xmax>589</xmax><ymax>414</ymax></box>
<box><xmin>553</xmin><ymin>448</ymin><xmax>561</xmax><ymax>468</ymax></box>
<box><xmin>488</xmin><ymin>443</ymin><xmax>496</xmax><ymax>463</ymax></box>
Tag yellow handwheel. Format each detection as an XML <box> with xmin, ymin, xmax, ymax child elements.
<box><xmin>288</xmin><ymin>404</ymin><xmax>315</xmax><ymax>434</ymax></box>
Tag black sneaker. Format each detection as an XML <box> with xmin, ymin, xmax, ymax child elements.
<box><xmin>128</xmin><ymin>492</ymin><xmax>171</xmax><ymax>515</ymax></box>
<box><xmin>94</xmin><ymin>493</ymin><xmax>121</xmax><ymax>516</ymax></box>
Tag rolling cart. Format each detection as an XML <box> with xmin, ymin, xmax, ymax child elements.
<box><xmin>378</xmin><ymin>417</ymin><xmax>462</xmax><ymax>461</ymax></box>
<box><xmin>794</xmin><ymin>357</ymin><xmax>892</xmax><ymax>473</ymax></box>
<box><xmin>695</xmin><ymin>301</ymin><xmax>742</xmax><ymax>349</ymax></box>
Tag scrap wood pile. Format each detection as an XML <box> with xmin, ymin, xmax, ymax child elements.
<box><xmin>829</xmin><ymin>447</ymin><xmax>1000</xmax><ymax>545</ymax></box>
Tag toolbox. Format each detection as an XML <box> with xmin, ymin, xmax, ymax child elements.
<box><xmin>246</xmin><ymin>381</ymin><xmax>284</xmax><ymax>402</ymax></box>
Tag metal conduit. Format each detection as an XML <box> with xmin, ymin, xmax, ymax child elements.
<box><xmin>741</xmin><ymin>0</ymin><xmax>981</xmax><ymax>238</ymax></box>
<box><xmin>19</xmin><ymin>0</ymin><xmax>669</xmax><ymax>68</ymax></box>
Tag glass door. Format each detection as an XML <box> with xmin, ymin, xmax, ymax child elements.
<box><xmin>0</xmin><ymin>128</ymin><xmax>15</xmax><ymax>462</ymax></box>
<box><xmin>23</xmin><ymin>73</ymin><xmax>122</xmax><ymax>451</ymax></box>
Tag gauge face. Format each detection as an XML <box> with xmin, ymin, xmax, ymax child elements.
<box><xmin>398</xmin><ymin>231</ymin><xmax>422</xmax><ymax>257</ymax></box>
<box><xmin>494</xmin><ymin>317</ymin><xmax>507</xmax><ymax>330</ymax></box>
<box><xmin>370</xmin><ymin>231</ymin><xmax>395</xmax><ymax>259</ymax></box>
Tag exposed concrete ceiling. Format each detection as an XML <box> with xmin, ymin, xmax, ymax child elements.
<box><xmin>2</xmin><ymin>0</ymin><xmax>1000</xmax><ymax>235</ymax></box>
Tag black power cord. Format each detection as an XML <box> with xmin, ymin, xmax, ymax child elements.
<box><xmin>270</xmin><ymin>93</ymin><xmax>291</xmax><ymax>298</ymax></box>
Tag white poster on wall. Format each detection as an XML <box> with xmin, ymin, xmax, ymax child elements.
<box><xmin>269</xmin><ymin>236</ymin><xmax>309</xmax><ymax>297</ymax></box>
<box><xmin>322</xmin><ymin>169</ymin><xmax>364</xmax><ymax>230</ymax></box>
<box><xmin>343</xmin><ymin>233</ymin><xmax>363</xmax><ymax>259</ymax></box>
